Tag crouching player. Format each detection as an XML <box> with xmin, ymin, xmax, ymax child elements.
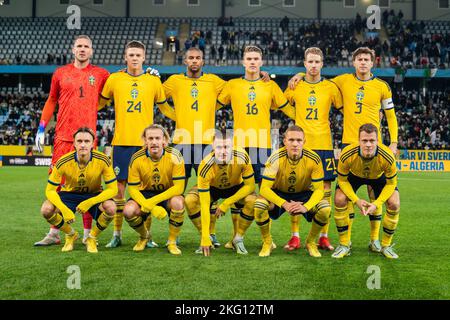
<box><xmin>184</xmin><ymin>131</ymin><xmax>256</xmax><ymax>256</ymax></box>
<box><xmin>123</xmin><ymin>124</ymin><xmax>186</xmax><ymax>255</ymax></box>
<box><xmin>257</xmin><ymin>125</ymin><xmax>331</xmax><ymax>258</ymax></box>
<box><xmin>40</xmin><ymin>127</ymin><xmax>118</xmax><ymax>253</ymax></box>
<box><xmin>332</xmin><ymin>123</ymin><xmax>400</xmax><ymax>259</ymax></box>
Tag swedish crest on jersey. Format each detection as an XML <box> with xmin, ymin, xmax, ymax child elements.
<box><xmin>190</xmin><ymin>86</ymin><xmax>199</xmax><ymax>98</ymax></box>
<box><xmin>356</xmin><ymin>87</ymin><xmax>365</xmax><ymax>101</ymax></box>
<box><xmin>88</xmin><ymin>75</ymin><xmax>95</xmax><ymax>86</ymax></box>
<box><xmin>248</xmin><ymin>86</ymin><xmax>256</xmax><ymax>102</ymax></box>
<box><xmin>308</xmin><ymin>96</ymin><xmax>317</xmax><ymax>106</ymax></box>
<box><xmin>131</xmin><ymin>88</ymin><xmax>139</xmax><ymax>99</ymax></box>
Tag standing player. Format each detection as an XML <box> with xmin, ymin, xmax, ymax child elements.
<box><xmin>289</xmin><ymin>47</ymin><xmax>398</xmax><ymax>252</ymax></box>
<box><xmin>98</xmin><ymin>40</ymin><xmax>173</xmax><ymax>249</ymax></box>
<box><xmin>217</xmin><ymin>45</ymin><xmax>293</xmax><ymax>248</ymax></box>
<box><xmin>332</xmin><ymin>124</ymin><xmax>400</xmax><ymax>259</ymax></box>
<box><xmin>217</xmin><ymin>45</ymin><xmax>293</xmax><ymax>184</ymax></box>
<box><xmin>183</xmin><ymin>131</ymin><xmax>256</xmax><ymax>256</ymax></box>
<box><xmin>162</xmin><ymin>47</ymin><xmax>271</xmax><ymax>248</ymax></box>
<box><xmin>255</xmin><ymin>125</ymin><xmax>330</xmax><ymax>258</ymax></box>
<box><xmin>162</xmin><ymin>47</ymin><xmax>225</xmax><ymax>247</ymax></box>
<box><xmin>34</xmin><ymin>35</ymin><xmax>110</xmax><ymax>246</ymax></box>
<box><xmin>123</xmin><ymin>125</ymin><xmax>186</xmax><ymax>254</ymax></box>
<box><xmin>39</xmin><ymin>127</ymin><xmax>118</xmax><ymax>253</ymax></box>
<box><xmin>283</xmin><ymin>47</ymin><xmax>343</xmax><ymax>252</ymax></box>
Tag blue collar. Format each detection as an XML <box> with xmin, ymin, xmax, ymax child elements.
<box><xmin>304</xmin><ymin>77</ymin><xmax>324</xmax><ymax>84</ymax></box>
<box><xmin>74</xmin><ymin>151</ymin><xmax>92</xmax><ymax>165</ymax></box>
<box><xmin>146</xmin><ymin>148</ymin><xmax>165</xmax><ymax>161</ymax></box>
<box><xmin>358</xmin><ymin>146</ymin><xmax>378</xmax><ymax>159</ymax></box>
<box><xmin>126</xmin><ymin>70</ymin><xmax>145</xmax><ymax>77</ymax></box>
<box><xmin>184</xmin><ymin>71</ymin><xmax>204</xmax><ymax>79</ymax></box>
<box><xmin>354</xmin><ymin>73</ymin><xmax>374</xmax><ymax>82</ymax></box>
<box><xmin>242</xmin><ymin>76</ymin><xmax>261</xmax><ymax>82</ymax></box>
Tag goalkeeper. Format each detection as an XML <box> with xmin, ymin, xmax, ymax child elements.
<box><xmin>123</xmin><ymin>125</ymin><xmax>186</xmax><ymax>255</ymax></box>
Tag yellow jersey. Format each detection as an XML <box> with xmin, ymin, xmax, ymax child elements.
<box><xmin>284</xmin><ymin>78</ymin><xmax>343</xmax><ymax>150</ymax></box>
<box><xmin>337</xmin><ymin>143</ymin><xmax>397</xmax><ymax>180</ymax></box>
<box><xmin>163</xmin><ymin>73</ymin><xmax>225</xmax><ymax>145</ymax></box>
<box><xmin>127</xmin><ymin>146</ymin><xmax>185</xmax><ymax>192</ymax></box>
<box><xmin>197</xmin><ymin>148</ymin><xmax>254</xmax><ymax>191</ymax></box>
<box><xmin>331</xmin><ymin>73</ymin><xmax>395</xmax><ymax>145</ymax></box>
<box><xmin>337</xmin><ymin>143</ymin><xmax>398</xmax><ymax>208</ymax></box>
<box><xmin>217</xmin><ymin>78</ymin><xmax>288</xmax><ymax>148</ymax></box>
<box><xmin>48</xmin><ymin>150</ymin><xmax>117</xmax><ymax>193</ymax></box>
<box><xmin>101</xmin><ymin>71</ymin><xmax>167</xmax><ymax>146</ymax></box>
<box><xmin>260</xmin><ymin>146</ymin><xmax>324</xmax><ymax>211</ymax></box>
<box><xmin>262</xmin><ymin>146</ymin><xmax>324</xmax><ymax>193</ymax></box>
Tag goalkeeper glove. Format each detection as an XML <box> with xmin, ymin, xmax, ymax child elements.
<box><xmin>145</xmin><ymin>67</ymin><xmax>160</xmax><ymax>77</ymax></box>
<box><xmin>35</xmin><ymin>122</ymin><xmax>45</xmax><ymax>153</ymax></box>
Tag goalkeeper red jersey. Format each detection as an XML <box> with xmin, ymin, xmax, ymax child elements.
<box><xmin>48</xmin><ymin>63</ymin><xmax>109</xmax><ymax>142</ymax></box>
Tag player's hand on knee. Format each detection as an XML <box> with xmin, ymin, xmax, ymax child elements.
<box><xmin>76</xmin><ymin>200</ymin><xmax>93</xmax><ymax>214</ymax></box>
<box><xmin>62</xmin><ymin>209</ymin><xmax>76</xmax><ymax>224</ymax></box>
<box><xmin>356</xmin><ymin>199</ymin><xmax>370</xmax><ymax>215</ymax></box>
<box><xmin>215</xmin><ymin>207</ymin><xmax>226</xmax><ymax>219</ymax></box>
<box><xmin>151</xmin><ymin>206</ymin><xmax>167</xmax><ymax>220</ymax></box>
<box><xmin>146</xmin><ymin>67</ymin><xmax>160</xmax><ymax>77</ymax></box>
<box><xmin>365</xmin><ymin>203</ymin><xmax>378</xmax><ymax>216</ymax></box>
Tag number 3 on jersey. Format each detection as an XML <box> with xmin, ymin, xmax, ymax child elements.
<box><xmin>127</xmin><ymin>100</ymin><xmax>142</xmax><ymax>113</ymax></box>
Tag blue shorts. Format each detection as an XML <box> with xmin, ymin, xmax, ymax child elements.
<box><xmin>314</xmin><ymin>149</ymin><xmax>337</xmax><ymax>181</ymax></box>
<box><xmin>129</xmin><ymin>190</ymin><xmax>170</xmax><ymax>211</ymax></box>
<box><xmin>268</xmin><ymin>189</ymin><xmax>315</xmax><ymax>222</ymax></box>
<box><xmin>112</xmin><ymin>146</ymin><xmax>143</xmax><ymax>181</ymax></box>
<box><xmin>173</xmin><ymin>144</ymin><xmax>212</xmax><ymax>178</ymax></box>
<box><xmin>59</xmin><ymin>192</ymin><xmax>103</xmax><ymax>220</ymax></box>
<box><xmin>245</xmin><ymin>147</ymin><xmax>271</xmax><ymax>184</ymax></box>
<box><xmin>210</xmin><ymin>184</ymin><xmax>244</xmax><ymax>208</ymax></box>
<box><xmin>336</xmin><ymin>173</ymin><xmax>399</xmax><ymax>198</ymax></box>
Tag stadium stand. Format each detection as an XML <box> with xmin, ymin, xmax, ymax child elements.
<box><xmin>1</xmin><ymin>13</ymin><xmax>447</xmax><ymax>68</ymax></box>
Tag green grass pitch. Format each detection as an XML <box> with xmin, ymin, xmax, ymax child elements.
<box><xmin>0</xmin><ymin>167</ymin><xmax>449</xmax><ymax>300</ymax></box>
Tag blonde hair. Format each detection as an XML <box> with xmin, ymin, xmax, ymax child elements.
<box><xmin>142</xmin><ymin>124</ymin><xmax>171</xmax><ymax>143</ymax></box>
<box><xmin>304</xmin><ymin>47</ymin><xmax>323</xmax><ymax>61</ymax></box>
<box><xmin>73</xmin><ymin>35</ymin><xmax>92</xmax><ymax>48</ymax></box>
<box><xmin>243</xmin><ymin>45</ymin><xmax>263</xmax><ymax>58</ymax></box>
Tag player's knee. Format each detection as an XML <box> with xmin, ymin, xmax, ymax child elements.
<box><xmin>169</xmin><ymin>196</ymin><xmax>185</xmax><ymax>211</ymax></box>
<box><xmin>334</xmin><ymin>189</ymin><xmax>348</xmax><ymax>207</ymax></box>
<box><xmin>316</xmin><ymin>204</ymin><xmax>331</xmax><ymax>224</ymax></box>
<box><xmin>184</xmin><ymin>193</ymin><xmax>200</xmax><ymax>214</ymax></box>
<box><xmin>123</xmin><ymin>203</ymin><xmax>137</xmax><ymax>219</ymax></box>
<box><xmin>386</xmin><ymin>200</ymin><xmax>400</xmax><ymax>212</ymax></box>
<box><xmin>40</xmin><ymin>201</ymin><xmax>55</xmax><ymax>219</ymax></box>
<box><xmin>254</xmin><ymin>198</ymin><xmax>269</xmax><ymax>221</ymax></box>
<box><xmin>243</xmin><ymin>194</ymin><xmax>257</xmax><ymax>212</ymax></box>
<box><xmin>102</xmin><ymin>200</ymin><xmax>116</xmax><ymax>217</ymax></box>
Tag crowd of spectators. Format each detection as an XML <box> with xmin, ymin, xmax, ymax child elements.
<box><xmin>0</xmin><ymin>85</ymin><xmax>448</xmax><ymax>151</ymax></box>
<box><xmin>384</xmin><ymin>10</ymin><xmax>450</xmax><ymax>69</ymax></box>
<box><xmin>174</xmin><ymin>12</ymin><xmax>449</xmax><ymax>69</ymax></box>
